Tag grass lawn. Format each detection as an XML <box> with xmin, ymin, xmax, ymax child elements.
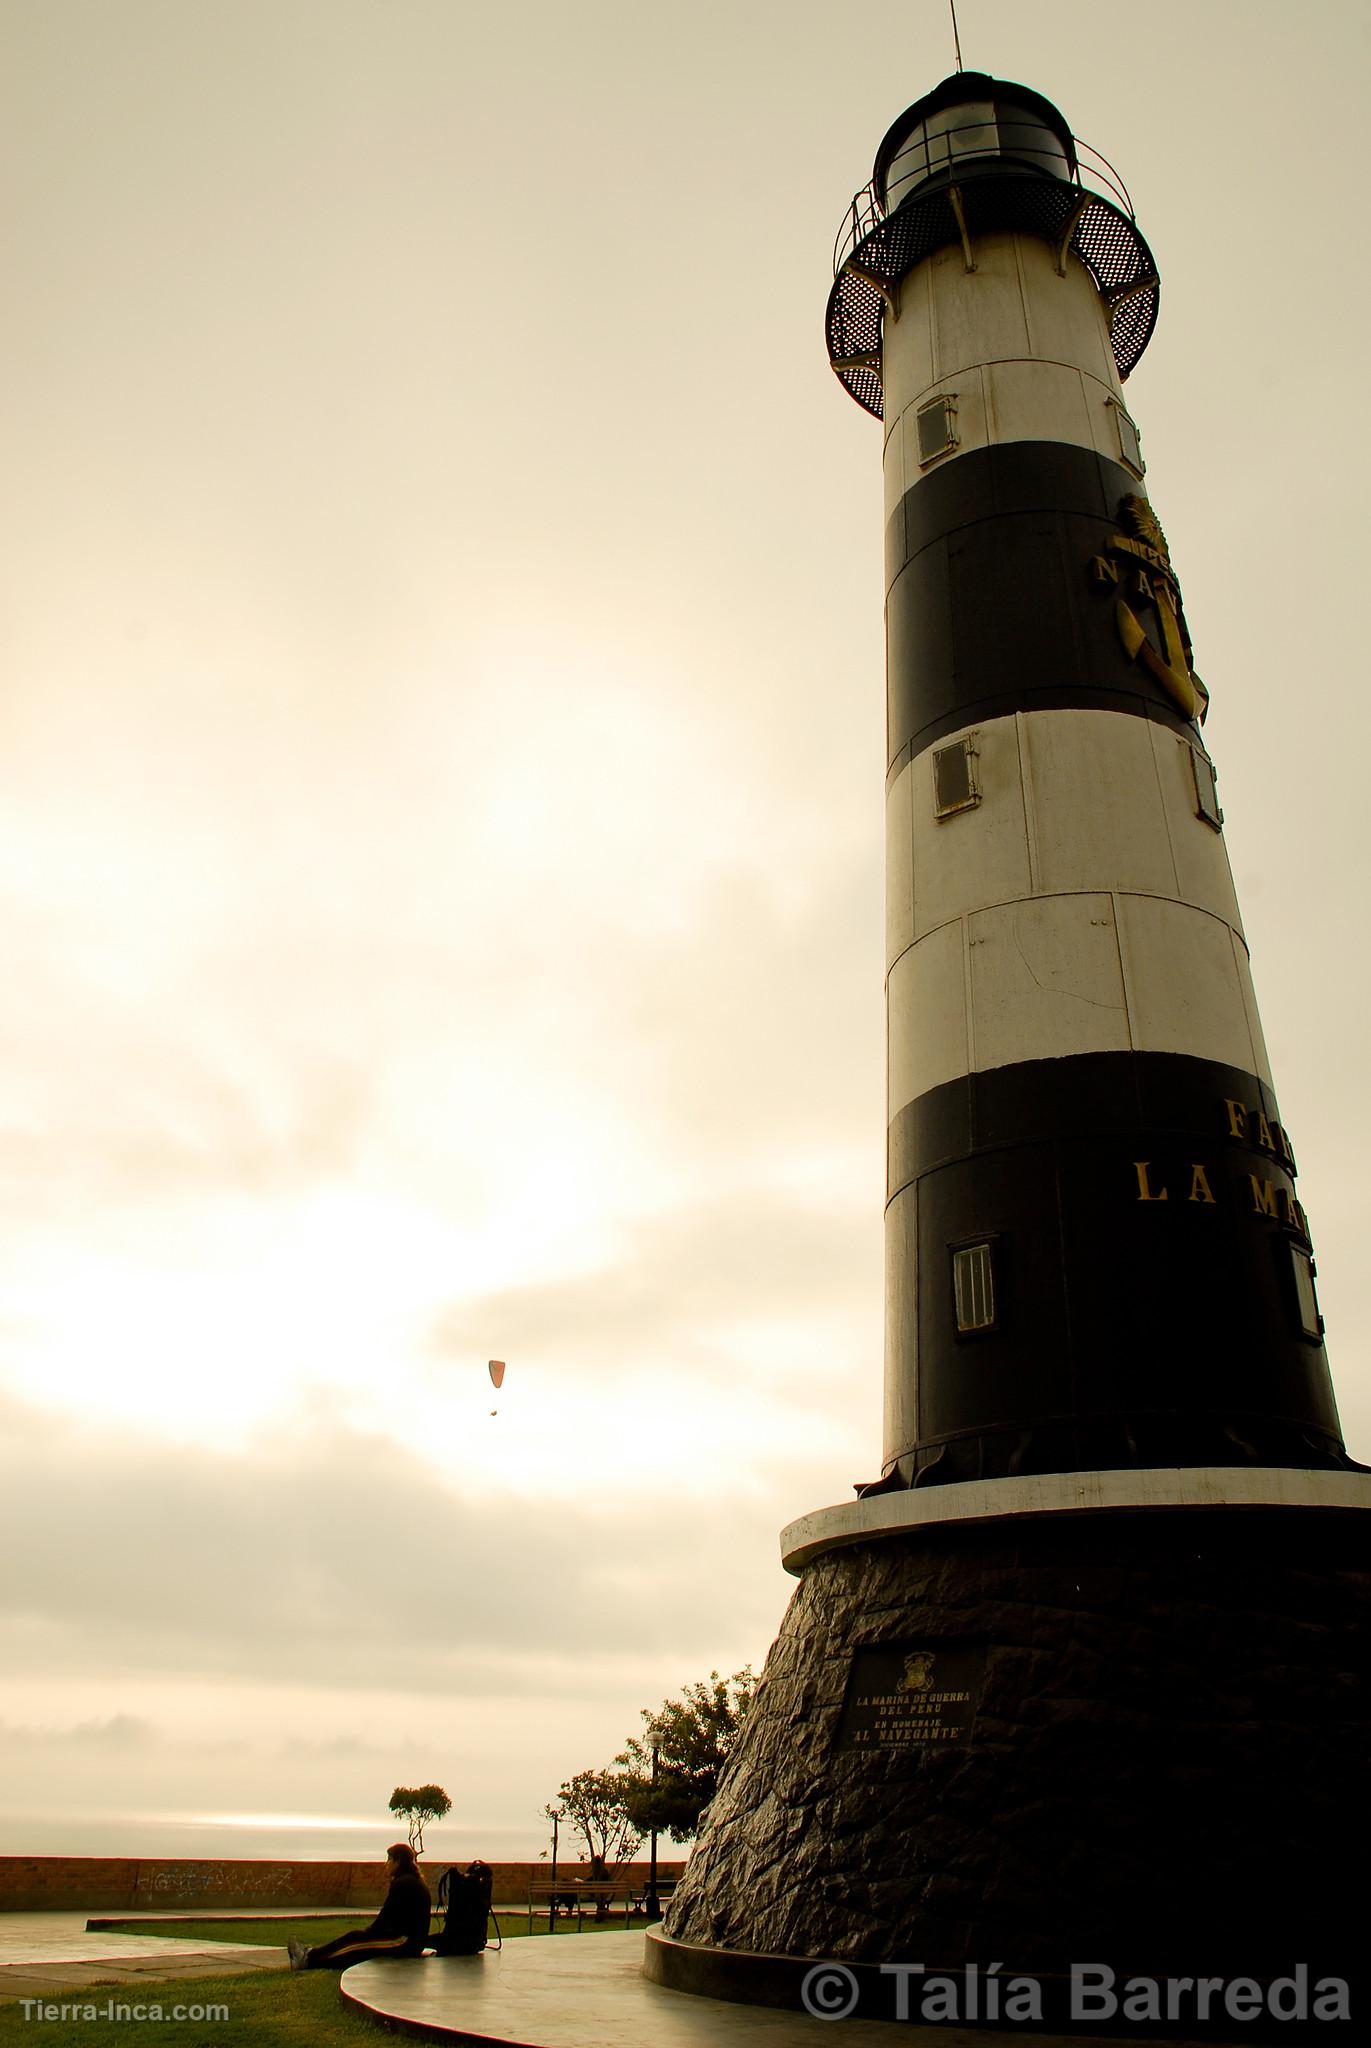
<box><xmin>91</xmin><ymin>1912</ymin><xmax>642</xmax><ymax>1947</ymax></box>
<box><xmin>0</xmin><ymin>1967</ymin><xmax>377</xmax><ymax>2047</ymax></box>
<box><xmin>0</xmin><ymin>1921</ymin><xmax>648</xmax><ymax>2046</ymax></box>
<box><xmin>88</xmin><ymin>1918</ymin><xmax>364</xmax><ymax>1950</ymax></box>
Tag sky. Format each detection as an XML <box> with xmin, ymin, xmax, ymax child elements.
<box><xmin>1</xmin><ymin>0</ymin><xmax>1368</xmax><ymax>1867</ymax></box>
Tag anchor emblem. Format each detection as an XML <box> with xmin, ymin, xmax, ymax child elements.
<box><xmin>901</xmin><ymin>1651</ymin><xmax>936</xmax><ymax>1693</ymax></box>
<box><xmin>1089</xmin><ymin>494</ymin><xmax>1209</xmax><ymax>723</ymax></box>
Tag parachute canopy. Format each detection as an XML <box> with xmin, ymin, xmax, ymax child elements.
<box><xmin>488</xmin><ymin>1360</ymin><xmax>506</xmax><ymax>1390</ymax></box>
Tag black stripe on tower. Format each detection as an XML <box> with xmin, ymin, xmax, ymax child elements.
<box><xmin>883</xmin><ymin>1050</ymin><xmax>1348</xmax><ymax>1485</ymax></box>
<box><xmin>885</xmin><ymin>441</ymin><xmax>1202</xmax><ymax>776</ymax></box>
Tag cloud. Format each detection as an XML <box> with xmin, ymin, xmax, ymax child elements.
<box><xmin>429</xmin><ymin>1182</ymin><xmax>881</xmax><ymax>1372</ymax></box>
<box><xmin>0</xmin><ymin>1380</ymin><xmax>811</xmax><ymax>1847</ymax></box>
<box><xmin>620</xmin><ymin>861</ymin><xmax>884</xmax><ymax>1156</ymax></box>
<box><xmin>0</xmin><ymin>1713</ymin><xmax>158</xmax><ymax>1752</ymax></box>
<box><xmin>0</xmin><ymin>1390</ymin><xmax>793</xmax><ymax>1694</ymax></box>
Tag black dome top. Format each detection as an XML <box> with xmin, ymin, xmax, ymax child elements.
<box><xmin>873</xmin><ymin>72</ymin><xmax>1078</xmax><ymax>208</ymax></box>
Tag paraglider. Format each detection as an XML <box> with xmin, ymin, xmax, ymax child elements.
<box><xmin>488</xmin><ymin>1359</ymin><xmax>505</xmax><ymax>1416</ymax></box>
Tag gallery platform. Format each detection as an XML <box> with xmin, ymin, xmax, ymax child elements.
<box><xmin>341</xmin><ymin>1931</ymin><xmax>1183</xmax><ymax>2048</ymax></box>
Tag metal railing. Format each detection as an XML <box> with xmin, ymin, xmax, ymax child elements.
<box><xmin>832</xmin><ymin>120</ymin><xmax>1137</xmax><ymax>279</ymax></box>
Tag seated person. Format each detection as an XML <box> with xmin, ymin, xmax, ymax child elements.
<box><xmin>289</xmin><ymin>1842</ymin><xmax>431</xmax><ymax>1970</ymax></box>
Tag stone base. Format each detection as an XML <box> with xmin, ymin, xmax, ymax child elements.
<box><xmin>661</xmin><ymin>1489</ymin><xmax>1369</xmax><ymax>2027</ymax></box>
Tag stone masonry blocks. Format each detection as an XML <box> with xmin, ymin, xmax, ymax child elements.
<box><xmin>664</xmin><ymin>1509</ymin><xmax>1368</xmax><ymax>1982</ymax></box>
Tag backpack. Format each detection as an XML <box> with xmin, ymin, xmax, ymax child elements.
<box><xmin>433</xmin><ymin>1862</ymin><xmax>495</xmax><ymax>1955</ymax></box>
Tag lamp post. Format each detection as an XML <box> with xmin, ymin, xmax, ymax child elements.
<box><xmin>644</xmin><ymin>1746</ymin><xmax>660</xmax><ymax>1920</ymax></box>
<box><xmin>547</xmin><ymin>1809</ymin><xmax>558</xmax><ymax>1936</ymax></box>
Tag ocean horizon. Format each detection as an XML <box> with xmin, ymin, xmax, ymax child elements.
<box><xmin>0</xmin><ymin>1814</ymin><xmax>558</xmax><ymax>1865</ymax></box>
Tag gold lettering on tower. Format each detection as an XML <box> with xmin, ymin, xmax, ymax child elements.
<box><xmin>1223</xmin><ymin>1096</ymin><xmax>1300</xmax><ymax>1171</ymax></box>
<box><xmin>1187</xmin><ymin>1164</ymin><xmax>1216</xmax><ymax>1204</ymax></box>
<box><xmin>1249</xmin><ymin>1177</ymin><xmax>1281</xmax><ymax>1218</ymax></box>
<box><xmin>1134</xmin><ymin>1161</ymin><xmax>1170</xmax><ymax>1202</ymax></box>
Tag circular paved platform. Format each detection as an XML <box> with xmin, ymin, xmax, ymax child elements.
<box><xmin>340</xmin><ymin>1931</ymin><xmax>1173</xmax><ymax>2048</ymax></box>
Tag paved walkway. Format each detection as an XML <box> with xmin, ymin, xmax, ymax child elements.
<box><xmin>342</xmin><ymin>1932</ymin><xmax>1155</xmax><ymax>2048</ymax></box>
<box><xmin>0</xmin><ymin>1913</ymin><xmax>286</xmax><ymax>2005</ymax></box>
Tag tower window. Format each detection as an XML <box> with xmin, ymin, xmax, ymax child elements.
<box><xmin>952</xmin><ymin>1241</ymin><xmax>997</xmax><ymax>1333</ymax></box>
<box><xmin>1109</xmin><ymin>399</ymin><xmax>1145</xmax><ymax>476</ymax></box>
<box><xmin>933</xmin><ymin>736</ymin><xmax>980</xmax><ymax>817</ymax></box>
<box><xmin>1291</xmin><ymin>1248</ymin><xmax>1322</xmax><ymax>1340</ymax></box>
<box><xmin>916</xmin><ymin>395</ymin><xmax>958</xmax><ymax>465</ymax></box>
<box><xmin>1190</xmin><ymin>745</ymin><xmax>1223</xmax><ymax>828</ymax></box>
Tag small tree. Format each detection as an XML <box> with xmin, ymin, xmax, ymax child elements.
<box><xmin>545</xmin><ymin>1769</ymin><xmax>641</xmax><ymax>1918</ymax></box>
<box><xmin>388</xmin><ymin>1783</ymin><xmax>451</xmax><ymax>1853</ymax></box>
<box><xmin>617</xmin><ymin>1668</ymin><xmax>756</xmax><ymax>1843</ymax></box>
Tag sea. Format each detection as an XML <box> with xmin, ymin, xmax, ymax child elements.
<box><xmin>0</xmin><ymin>1815</ymin><xmax>552</xmax><ymax>1865</ymax></box>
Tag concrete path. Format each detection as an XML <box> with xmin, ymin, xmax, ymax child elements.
<box><xmin>342</xmin><ymin>1932</ymin><xmax>1161</xmax><ymax>2048</ymax></box>
<box><xmin>0</xmin><ymin>1912</ymin><xmax>286</xmax><ymax>2005</ymax></box>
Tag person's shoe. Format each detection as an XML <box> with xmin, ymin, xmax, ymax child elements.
<box><xmin>287</xmin><ymin>1939</ymin><xmax>310</xmax><ymax>1971</ymax></box>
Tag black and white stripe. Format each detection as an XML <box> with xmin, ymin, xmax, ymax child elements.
<box><xmin>871</xmin><ymin>208</ymin><xmax>1347</xmax><ymax>1483</ymax></box>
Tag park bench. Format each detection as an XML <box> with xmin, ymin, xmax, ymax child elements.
<box><xmin>523</xmin><ymin>1877</ymin><xmax>676</xmax><ymax>1926</ymax></box>
<box><xmin>628</xmin><ymin>1878</ymin><xmax>677</xmax><ymax>1916</ymax></box>
<box><xmin>523</xmin><ymin>1880</ymin><xmax>613</xmax><ymax>1923</ymax></box>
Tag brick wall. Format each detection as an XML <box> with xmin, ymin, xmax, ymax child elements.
<box><xmin>0</xmin><ymin>1855</ymin><xmax>686</xmax><ymax>1914</ymax></box>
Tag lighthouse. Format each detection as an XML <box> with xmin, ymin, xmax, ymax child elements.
<box><xmin>648</xmin><ymin>71</ymin><xmax>1370</xmax><ymax>2023</ymax></box>
<box><xmin>828</xmin><ymin>71</ymin><xmax>1349</xmax><ymax>1488</ymax></box>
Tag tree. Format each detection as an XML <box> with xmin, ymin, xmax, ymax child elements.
<box><xmin>387</xmin><ymin>1783</ymin><xmax>451</xmax><ymax>1853</ymax></box>
<box><xmin>544</xmin><ymin>1769</ymin><xmax>642</xmax><ymax>1918</ymax></box>
<box><xmin>616</xmin><ymin>1667</ymin><xmax>757</xmax><ymax>1843</ymax></box>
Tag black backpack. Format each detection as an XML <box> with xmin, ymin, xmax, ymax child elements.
<box><xmin>434</xmin><ymin>1862</ymin><xmax>495</xmax><ymax>1955</ymax></box>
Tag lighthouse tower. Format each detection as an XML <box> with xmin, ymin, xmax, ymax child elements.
<box><xmin>649</xmin><ymin>73</ymin><xmax>1370</xmax><ymax>2023</ymax></box>
<box><xmin>831</xmin><ymin>72</ymin><xmax>1348</xmax><ymax>1488</ymax></box>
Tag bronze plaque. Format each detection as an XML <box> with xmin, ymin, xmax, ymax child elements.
<box><xmin>834</xmin><ymin>1642</ymin><xmax>985</xmax><ymax>1753</ymax></box>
